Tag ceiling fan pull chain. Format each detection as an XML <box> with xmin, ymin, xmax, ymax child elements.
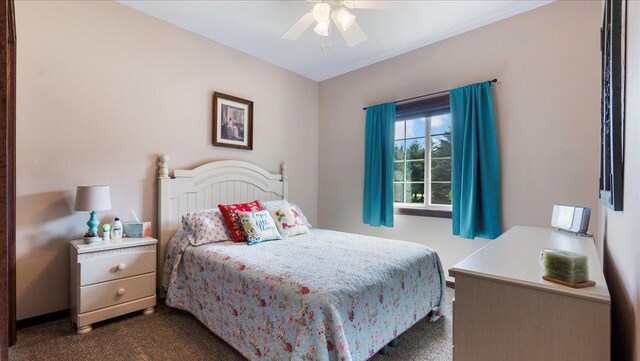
<box><xmin>321</xmin><ymin>23</ymin><xmax>333</xmax><ymax>51</ymax></box>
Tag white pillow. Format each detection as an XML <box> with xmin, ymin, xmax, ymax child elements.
<box><xmin>290</xmin><ymin>203</ymin><xmax>312</xmax><ymax>228</ymax></box>
<box><xmin>237</xmin><ymin>210</ymin><xmax>283</xmax><ymax>245</ymax></box>
<box><xmin>268</xmin><ymin>207</ymin><xmax>310</xmax><ymax>238</ymax></box>
<box><xmin>181</xmin><ymin>208</ymin><xmax>232</xmax><ymax>245</ymax></box>
<box><xmin>261</xmin><ymin>199</ymin><xmax>291</xmax><ymax>210</ymax></box>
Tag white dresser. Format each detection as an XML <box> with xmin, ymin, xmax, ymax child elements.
<box><xmin>449</xmin><ymin>226</ymin><xmax>610</xmax><ymax>361</ymax></box>
<box><xmin>70</xmin><ymin>237</ymin><xmax>157</xmax><ymax>334</ymax></box>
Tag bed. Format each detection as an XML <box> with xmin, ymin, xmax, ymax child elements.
<box><xmin>156</xmin><ymin>156</ymin><xmax>445</xmax><ymax>361</ymax></box>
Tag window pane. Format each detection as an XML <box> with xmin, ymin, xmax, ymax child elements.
<box><xmin>394</xmin><ymin>183</ymin><xmax>405</xmax><ymax>203</ymax></box>
<box><xmin>405</xmin><ymin>183</ymin><xmax>425</xmax><ymax>204</ymax></box>
<box><xmin>394</xmin><ymin>162</ymin><xmax>405</xmax><ymax>182</ymax></box>
<box><xmin>431</xmin><ymin>113</ymin><xmax>452</xmax><ymax>135</ymax></box>
<box><xmin>405</xmin><ymin>118</ymin><xmax>426</xmax><ymax>138</ymax></box>
<box><xmin>405</xmin><ymin>138</ymin><xmax>425</xmax><ymax>160</ymax></box>
<box><xmin>405</xmin><ymin>160</ymin><xmax>424</xmax><ymax>182</ymax></box>
<box><xmin>431</xmin><ymin>183</ymin><xmax>452</xmax><ymax>205</ymax></box>
<box><xmin>394</xmin><ymin>121</ymin><xmax>405</xmax><ymax>140</ymax></box>
<box><xmin>394</xmin><ymin>140</ymin><xmax>405</xmax><ymax>161</ymax></box>
<box><xmin>431</xmin><ymin>159</ymin><xmax>451</xmax><ymax>182</ymax></box>
<box><xmin>431</xmin><ymin>135</ymin><xmax>452</xmax><ymax>158</ymax></box>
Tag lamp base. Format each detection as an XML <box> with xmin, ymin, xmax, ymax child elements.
<box><xmin>84</xmin><ymin>236</ymin><xmax>103</xmax><ymax>244</ymax></box>
<box><xmin>86</xmin><ymin>211</ymin><xmax>100</xmax><ymax>236</ymax></box>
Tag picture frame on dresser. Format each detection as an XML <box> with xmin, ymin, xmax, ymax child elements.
<box><xmin>212</xmin><ymin>92</ymin><xmax>253</xmax><ymax>150</ymax></box>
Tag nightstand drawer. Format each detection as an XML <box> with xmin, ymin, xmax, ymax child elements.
<box><xmin>79</xmin><ymin>249</ymin><xmax>155</xmax><ymax>286</ymax></box>
<box><xmin>79</xmin><ymin>273</ymin><xmax>155</xmax><ymax>313</ymax></box>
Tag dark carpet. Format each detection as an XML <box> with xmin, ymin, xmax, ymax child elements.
<box><xmin>10</xmin><ymin>289</ymin><xmax>453</xmax><ymax>361</ymax></box>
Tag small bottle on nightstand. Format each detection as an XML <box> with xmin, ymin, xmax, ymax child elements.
<box><xmin>111</xmin><ymin>217</ymin><xmax>123</xmax><ymax>239</ymax></box>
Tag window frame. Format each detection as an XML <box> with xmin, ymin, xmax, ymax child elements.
<box><xmin>393</xmin><ymin>115</ymin><xmax>453</xmax><ymax>219</ymax></box>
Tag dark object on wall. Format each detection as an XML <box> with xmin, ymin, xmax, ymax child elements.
<box><xmin>395</xmin><ymin>94</ymin><xmax>450</xmax><ymax>121</ymax></box>
<box><xmin>599</xmin><ymin>0</ymin><xmax>626</xmax><ymax>211</ymax></box>
<box><xmin>362</xmin><ymin>79</ymin><xmax>497</xmax><ymax>111</ymax></box>
<box><xmin>1</xmin><ymin>0</ymin><xmax>18</xmax><ymax>355</ymax></box>
<box><xmin>212</xmin><ymin>92</ymin><xmax>253</xmax><ymax>150</ymax></box>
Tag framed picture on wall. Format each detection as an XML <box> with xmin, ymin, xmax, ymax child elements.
<box><xmin>213</xmin><ymin>92</ymin><xmax>253</xmax><ymax>150</ymax></box>
<box><xmin>599</xmin><ymin>0</ymin><xmax>626</xmax><ymax>211</ymax></box>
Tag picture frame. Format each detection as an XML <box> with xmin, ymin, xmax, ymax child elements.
<box><xmin>599</xmin><ymin>0</ymin><xmax>626</xmax><ymax>211</ymax></box>
<box><xmin>213</xmin><ymin>92</ymin><xmax>253</xmax><ymax>150</ymax></box>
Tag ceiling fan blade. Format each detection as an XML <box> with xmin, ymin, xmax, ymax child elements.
<box><xmin>344</xmin><ymin>1</ymin><xmax>404</xmax><ymax>10</ymax></box>
<box><xmin>281</xmin><ymin>11</ymin><xmax>315</xmax><ymax>40</ymax></box>
<box><xmin>331</xmin><ymin>14</ymin><xmax>367</xmax><ymax>47</ymax></box>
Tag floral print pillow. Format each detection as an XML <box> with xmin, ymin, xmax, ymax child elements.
<box><xmin>262</xmin><ymin>199</ymin><xmax>313</xmax><ymax>229</ymax></box>
<box><xmin>268</xmin><ymin>207</ymin><xmax>310</xmax><ymax>238</ymax></box>
<box><xmin>218</xmin><ymin>200</ymin><xmax>263</xmax><ymax>242</ymax></box>
<box><xmin>290</xmin><ymin>203</ymin><xmax>312</xmax><ymax>228</ymax></box>
<box><xmin>236</xmin><ymin>210</ymin><xmax>283</xmax><ymax>245</ymax></box>
<box><xmin>181</xmin><ymin>208</ymin><xmax>232</xmax><ymax>245</ymax></box>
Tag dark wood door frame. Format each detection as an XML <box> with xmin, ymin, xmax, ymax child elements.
<box><xmin>1</xmin><ymin>0</ymin><xmax>17</xmax><ymax>358</ymax></box>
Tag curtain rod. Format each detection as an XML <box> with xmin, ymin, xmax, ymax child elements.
<box><xmin>362</xmin><ymin>78</ymin><xmax>498</xmax><ymax>111</ymax></box>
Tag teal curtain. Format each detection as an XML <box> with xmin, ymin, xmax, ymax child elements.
<box><xmin>450</xmin><ymin>82</ymin><xmax>502</xmax><ymax>239</ymax></box>
<box><xmin>363</xmin><ymin>102</ymin><xmax>396</xmax><ymax>227</ymax></box>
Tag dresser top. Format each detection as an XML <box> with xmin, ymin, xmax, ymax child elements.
<box><xmin>71</xmin><ymin>237</ymin><xmax>157</xmax><ymax>254</ymax></box>
<box><xmin>450</xmin><ymin>226</ymin><xmax>610</xmax><ymax>304</ymax></box>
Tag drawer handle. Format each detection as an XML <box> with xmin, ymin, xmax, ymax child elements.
<box><xmin>116</xmin><ymin>263</ymin><xmax>126</xmax><ymax>271</ymax></box>
<box><xmin>117</xmin><ymin>288</ymin><xmax>126</xmax><ymax>296</ymax></box>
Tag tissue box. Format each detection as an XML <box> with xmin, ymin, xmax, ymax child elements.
<box><xmin>124</xmin><ymin>221</ymin><xmax>152</xmax><ymax>238</ymax></box>
<box><xmin>142</xmin><ymin>222</ymin><xmax>152</xmax><ymax>237</ymax></box>
<box><xmin>541</xmin><ymin>249</ymin><xmax>589</xmax><ymax>284</ymax></box>
<box><xmin>123</xmin><ymin>222</ymin><xmax>143</xmax><ymax>238</ymax></box>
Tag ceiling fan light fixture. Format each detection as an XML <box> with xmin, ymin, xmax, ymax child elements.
<box><xmin>312</xmin><ymin>3</ymin><xmax>331</xmax><ymax>23</ymax></box>
<box><xmin>335</xmin><ymin>7</ymin><xmax>355</xmax><ymax>31</ymax></box>
<box><xmin>313</xmin><ymin>20</ymin><xmax>330</xmax><ymax>37</ymax></box>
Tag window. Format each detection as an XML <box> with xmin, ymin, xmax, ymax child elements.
<box><xmin>394</xmin><ymin>114</ymin><xmax>452</xmax><ymax>215</ymax></box>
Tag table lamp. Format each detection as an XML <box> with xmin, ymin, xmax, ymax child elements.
<box><xmin>74</xmin><ymin>185</ymin><xmax>112</xmax><ymax>244</ymax></box>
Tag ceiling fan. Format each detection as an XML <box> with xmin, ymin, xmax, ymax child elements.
<box><xmin>281</xmin><ymin>1</ymin><xmax>398</xmax><ymax>48</ymax></box>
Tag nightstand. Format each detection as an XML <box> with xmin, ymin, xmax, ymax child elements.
<box><xmin>70</xmin><ymin>237</ymin><xmax>157</xmax><ymax>334</ymax></box>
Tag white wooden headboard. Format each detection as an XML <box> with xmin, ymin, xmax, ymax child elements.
<box><xmin>156</xmin><ymin>155</ymin><xmax>288</xmax><ymax>283</ymax></box>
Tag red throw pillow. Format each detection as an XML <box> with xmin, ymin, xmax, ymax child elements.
<box><xmin>218</xmin><ymin>200</ymin><xmax>263</xmax><ymax>242</ymax></box>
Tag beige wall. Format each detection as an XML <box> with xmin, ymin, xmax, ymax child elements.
<box><xmin>318</xmin><ymin>1</ymin><xmax>602</xmax><ymax>278</ymax></box>
<box><xmin>15</xmin><ymin>1</ymin><xmax>319</xmax><ymax>320</ymax></box>
<box><xmin>597</xmin><ymin>1</ymin><xmax>640</xmax><ymax>360</ymax></box>
<box><xmin>15</xmin><ymin>0</ymin><xmax>607</xmax><ymax>324</ymax></box>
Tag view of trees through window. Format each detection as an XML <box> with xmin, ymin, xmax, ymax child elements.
<box><xmin>394</xmin><ymin>115</ymin><xmax>452</xmax><ymax>207</ymax></box>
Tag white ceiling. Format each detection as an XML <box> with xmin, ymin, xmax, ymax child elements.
<box><xmin>119</xmin><ymin>0</ymin><xmax>553</xmax><ymax>82</ymax></box>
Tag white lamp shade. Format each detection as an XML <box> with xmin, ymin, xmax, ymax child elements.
<box><xmin>312</xmin><ymin>3</ymin><xmax>331</xmax><ymax>23</ymax></box>
<box><xmin>335</xmin><ymin>8</ymin><xmax>355</xmax><ymax>31</ymax></box>
<box><xmin>74</xmin><ymin>185</ymin><xmax>112</xmax><ymax>211</ymax></box>
<box><xmin>314</xmin><ymin>21</ymin><xmax>330</xmax><ymax>37</ymax></box>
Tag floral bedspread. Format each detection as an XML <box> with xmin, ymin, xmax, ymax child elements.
<box><xmin>162</xmin><ymin>229</ymin><xmax>445</xmax><ymax>361</ymax></box>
